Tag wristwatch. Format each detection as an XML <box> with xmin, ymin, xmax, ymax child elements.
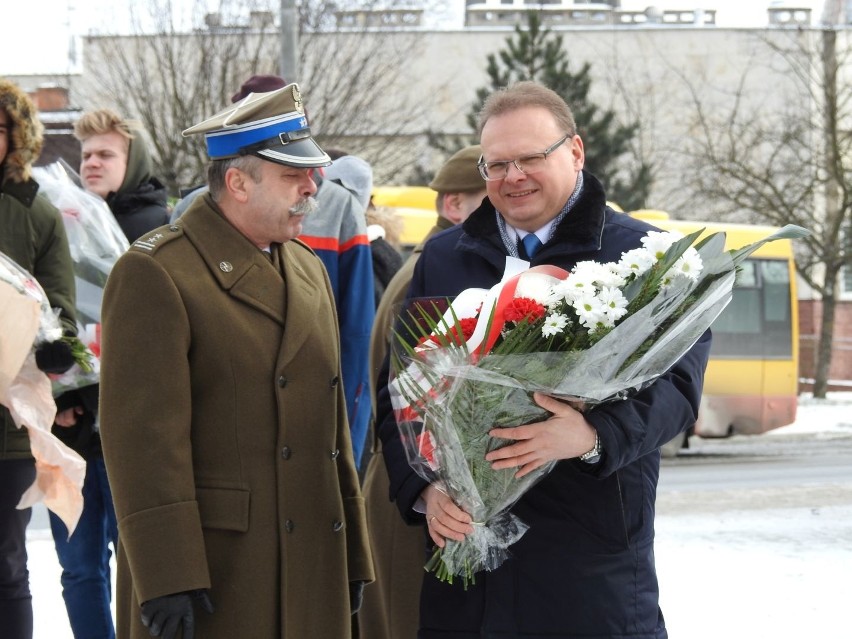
<box><xmin>579</xmin><ymin>431</ymin><xmax>602</xmax><ymax>464</ymax></box>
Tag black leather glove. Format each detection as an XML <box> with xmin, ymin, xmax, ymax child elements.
<box><xmin>35</xmin><ymin>339</ymin><xmax>75</xmax><ymax>374</ymax></box>
<box><xmin>140</xmin><ymin>590</ymin><xmax>214</xmax><ymax>639</ymax></box>
<box><xmin>349</xmin><ymin>580</ymin><xmax>365</xmax><ymax>616</ymax></box>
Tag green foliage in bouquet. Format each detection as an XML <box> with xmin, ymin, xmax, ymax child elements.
<box><xmin>60</xmin><ymin>335</ymin><xmax>95</xmax><ymax>374</ymax></box>
<box><xmin>393</xmin><ymin>303</ymin><xmax>555</xmax><ymax>588</ymax></box>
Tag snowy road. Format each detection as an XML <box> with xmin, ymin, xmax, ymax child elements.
<box><xmin>657</xmin><ymin>396</ymin><xmax>852</xmax><ymax>638</ymax></box>
<box><xmin>25</xmin><ymin>394</ymin><xmax>852</xmax><ymax>638</ymax></box>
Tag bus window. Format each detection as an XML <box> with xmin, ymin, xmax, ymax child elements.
<box><xmin>627</xmin><ymin>212</ymin><xmax>800</xmax><ymax>445</ymax></box>
<box><xmin>709</xmin><ymin>258</ymin><xmax>793</xmax><ymax>359</ymax></box>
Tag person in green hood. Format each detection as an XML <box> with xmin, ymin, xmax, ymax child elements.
<box><xmin>1</xmin><ymin>78</ymin><xmax>78</xmax><ymax>639</ymax></box>
<box><xmin>76</xmin><ymin>108</ymin><xmax>169</xmax><ymax>243</ymax></box>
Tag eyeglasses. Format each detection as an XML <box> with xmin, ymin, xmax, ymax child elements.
<box><xmin>477</xmin><ymin>134</ymin><xmax>571</xmax><ymax>181</ymax></box>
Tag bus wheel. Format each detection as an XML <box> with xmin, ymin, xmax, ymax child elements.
<box><xmin>661</xmin><ymin>431</ymin><xmax>687</xmax><ymax>458</ymax></box>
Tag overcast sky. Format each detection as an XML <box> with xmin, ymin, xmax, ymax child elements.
<box><xmin>1</xmin><ymin>0</ymin><xmax>826</xmax><ymax>76</ymax></box>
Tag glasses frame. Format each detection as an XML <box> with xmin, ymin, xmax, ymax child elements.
<box><xmin>477</xmin><ymin>133</ymin><xmax>571</xmax><ymax>181</ymax></box>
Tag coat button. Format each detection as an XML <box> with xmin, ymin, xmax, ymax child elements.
<box><xmin>278</xmin><ymin>376</ymin><xmax>288</xmax><ymax>388</ymax></box>
<box><xmin>281</xmin><ymin>446</ymin><xmax>291</xmax><ymax>460</ymax></box>
<box><xmin>169</xmin><ymin>225</ymin><xmax>180</xmax><ymax>232</ymax></box>
<box><xmin>330</xmin><ymin>376</ymin><xmax>339</xmax><ymax>388</ymax></box>
<box><xmin>330</xmin><ymin>448</ymin><xmax>340</xmax><ymax>460</ymax></box>
<box><xmin>284</xmin><ymin>520</ymin><xmax>294</xmax><ymax>533</ymax></box>
<box><xmin>332</xmin><ymin>520</ymin><xmax>344</xmax><ymax>532</ymax></box>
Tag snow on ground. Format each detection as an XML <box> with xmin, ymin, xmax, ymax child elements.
<box><xmin>25</xmin><ymin>394</ymin><xmax>852</xmax><ymax>638</ymax></box>
<box><xmin>657</xmin><ymin>503</ymin><xmax>852</xmax><ymax>638</ymax></box>
<box><xmin>657</xmin><ymin>392</ymin><xmax>852</xmax><ymax>638</ymax></box>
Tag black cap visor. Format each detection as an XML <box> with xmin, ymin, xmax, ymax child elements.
<box><xmin>243</xmin><ymin>128</ymin><xmax>331</xmax><ymax>168</ymax></box>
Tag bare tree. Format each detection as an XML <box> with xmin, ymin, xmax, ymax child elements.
<box><xmin>80</xmin><ymin>0</ymin><xmax>430</xmax><ymax>194</ymax></box>
<box><xmin>675</xmin><ymin>28</ymin><xmax>852</xmax><ymax>397</ymax></box>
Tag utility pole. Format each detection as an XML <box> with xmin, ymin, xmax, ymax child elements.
<box><xmin>280</xmin><ymin>0</ymin><xmax>298</xmax><ymax>81</ymax></box>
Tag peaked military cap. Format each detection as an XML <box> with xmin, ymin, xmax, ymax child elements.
<box><xmin>182</xmin><ymin>83</ymin><xmax>331</xmax><ymax>168</ymax></box>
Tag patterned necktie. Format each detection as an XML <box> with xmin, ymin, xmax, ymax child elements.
<box><xmin>520</xmin><ymin>234</ymin><xmax>542</xmax><ymax>260</ymax></box>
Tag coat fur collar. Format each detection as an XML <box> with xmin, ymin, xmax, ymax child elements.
<box><xmin>0</xmin><ymin>79</ymin><xmax>43</xmax><ymax>185</ymax></box>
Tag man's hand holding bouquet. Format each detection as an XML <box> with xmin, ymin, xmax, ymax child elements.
<box><xmin>390</xmin><ymin>223</ymin><xmax>808</xmax><ymax>588</ymax></box>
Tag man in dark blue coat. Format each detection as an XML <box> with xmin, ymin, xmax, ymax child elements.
<box><xmin>375</xmin><ymin>81</ymin><xmax>711</xmax><ymax>638</ymax></box>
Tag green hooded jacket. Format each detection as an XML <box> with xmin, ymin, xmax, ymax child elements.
<box><xmin>1</xmin><ymin>78</ymin><xmax>77</xmax><ymax>458</ymax></box>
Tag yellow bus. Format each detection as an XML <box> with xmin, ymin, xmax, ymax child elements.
<box><xmin>630</xmin><ymin>211</ymin><xmax>799</xmax><ymax>453</ymax></box>
<box><xmin>372</xmin><ymin>185</ymin><xmax>436</xmax><ymax>211</ymax></box>
<box><xmin>376</xmin><ymin>197</ymin><xmax>799</xmax><ymax>454</ymax></box>
<box><xmin>372</xmin><ymin>186</ymin><xmax>439</xmax><ymax>250</ymax></box>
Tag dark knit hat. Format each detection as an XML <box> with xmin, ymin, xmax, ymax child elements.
<box><xmin>428</xmin><ymin>145</ymin><xmax>484</xmax><ymax>194</ymax></box>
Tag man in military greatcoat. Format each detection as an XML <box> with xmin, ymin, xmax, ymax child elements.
<box><xmin>99</xmin><ymin>84</ymin><xmax>373</xmax><ymax>639</ymax></box>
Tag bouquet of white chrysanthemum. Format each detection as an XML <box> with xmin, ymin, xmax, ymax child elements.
<box><xmin>390</xmin><ymin>224</ymin><xmax>808</xmax><ymax>588</ymax></box>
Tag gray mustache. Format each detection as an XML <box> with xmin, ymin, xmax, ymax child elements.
<box><xmin>289</xmin><ymin>197</ymin><xmax>319</xmax><ymax>216</ymax></box>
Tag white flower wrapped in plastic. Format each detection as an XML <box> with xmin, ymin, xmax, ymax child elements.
<box><xmin>390</xmin><ymin>224</ymin><xmax>809</xmax><ymax>587</ymax></box>
<box><xmin>0</xmin><ymin>252</ymin><xmax>86</xmax><ymax>534</ymax></box>
<box><xmin>0</xmin><ymin>250</ymin><xmax>63</xmax><ymax>346</ymax></box>
<box><xmin>32</xmin><ymin>162</ymin><xmax>129</xmax><ymax>394</ymax></box>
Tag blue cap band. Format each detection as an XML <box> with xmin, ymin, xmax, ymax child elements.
<box><xmin>205</xmin><ymin>112</ymin><xmax>308</xmax><ymax>159</ymax></box>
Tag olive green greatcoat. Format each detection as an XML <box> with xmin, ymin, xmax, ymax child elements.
<box><xmin>99</xmin><ymin>194</ymin><xmax>373</xmax><ymax>639</ymax></box>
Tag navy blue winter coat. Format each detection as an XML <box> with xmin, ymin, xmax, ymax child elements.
<box><xmin>375</xmin><ymin>171</ymin><xmax>711</xmax><ymax>638</ymax></box>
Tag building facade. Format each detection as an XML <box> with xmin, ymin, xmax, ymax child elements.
<box><xmin>7</xmin><ymin>2</ymin><xmax>850</xmax><ymax>388</ymax></box>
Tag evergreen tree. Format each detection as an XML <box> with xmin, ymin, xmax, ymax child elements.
<box><xmin>429</xmin><ymin>11</ymin><xmax>651</xmax><ymax>211</ymax></box>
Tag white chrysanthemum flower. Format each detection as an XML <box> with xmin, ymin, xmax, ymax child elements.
<box><xmin>561</xmin><ymin>270</ymin><xmax>599</xmax><ymax>302</ymax></box>
<box><xmin>571</xmin><ymin>260</ymin><xmax>598</xmax><ymax>278</ymax></box>
<box><xmin>597</xmin><ymin>286</ymin><xmax>628</xmax><ymax>323</ymax></box>
<box><xmin>641</xmin><ymin>230</ymin><xmax>684</xmax><ymax>260</ymax></box>
<box><xmin>541</xmin><ymin>312</ymin><xmax>570</xmax><ymax>337</ymax></box>
<box><xmin>572</xmin><ymin>260</ymin><xmax>625</xmax><ymax>288</ymax></box>
<box><xmin>545</xmin><ymin>290</ymin><xmax>564</xmax><ymax>309</ymax></box>
<box><xmin>595</xmin><ymin>263</ymin><xmax>628</xmax><ymax>288</ymax></box>
<box><xmin>572</xmin><ymin>260</ymin><xmax>605</xmax><ymax>282</ymax></box>
<box><xmin>614</xmin><ymin>247</ymin><xmax>656</xmax><ymax>279</ymax></box>
<box><xmin>547</xmin><ymin>280</ymin><xmax>590</xmax><ymax>310</ymax></box>
<box><xmin>573</xmin><ymin>294</ymin><xmax>606</xmax><ymax>329</ymax></box>
<box><xmin>547</xmin><ymin>279</ymin><xmax>573</xmax><ymax>302</ymax></box>
<box><xmin>668</xmin><ymin>248</ymin><xmax>703</xmax><ymax>281</ymax></box>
